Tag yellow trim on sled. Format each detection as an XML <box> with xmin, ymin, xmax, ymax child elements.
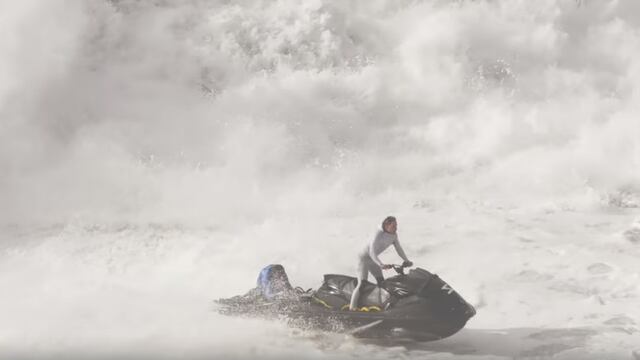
<box><xmin>312</xmin><ymin>296</ymin><xmax>333</xmax><ymax>309</ymax></box>
<box><xmin>340</xmin><ymin>304</ymin><xmax>382</xmax><ymax>312</ymax></box>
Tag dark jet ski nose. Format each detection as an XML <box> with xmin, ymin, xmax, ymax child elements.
<box><xmin>465</xmin><ymin>304</ymin><xmax>476</xmax><ymax>318</ymax></box>
<box><xmin>416</xmin><ymin>272</ymin><xmax>476</xmax><ymax>323</ymax></box>
<box><xmin>465</xmin><ymin>302</ymin><xmax>477</xmax><ymax>318</ymax></box>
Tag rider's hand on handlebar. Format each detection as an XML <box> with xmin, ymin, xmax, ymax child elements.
<box><xmin>402</xmin><ymin>260</ymin><xmax>413</xmax><ymax>267</ymax></box>
<box><xmin>382</xmin><ymin>264</ymin><xmax>393</xmax><ymax>270</ymax></box>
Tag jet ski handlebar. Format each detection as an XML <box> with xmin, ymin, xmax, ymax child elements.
<box><xmin>391</xmin><ymin>262</ymin><xmax>413</xmax><ymax>275</ymax></box>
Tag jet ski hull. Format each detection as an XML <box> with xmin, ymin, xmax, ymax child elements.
<box><xmin>216</xmin><ymin>267</ymin><xmax>475</xmax><ymax>340</ymax></box>
<box><xmin>218</xmin><ymin>300</ymin><xmax>473</xmax><ymax>340</ymax></box>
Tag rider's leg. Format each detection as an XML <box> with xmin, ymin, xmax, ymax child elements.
<box><xmin>369</xmin><ymin>258</ymin><xmax>384</xmax><ymax>286</ymax></box>
<box><xmin>349</xmin><ymin>257</ymin><xmax>368</xmax><ymax>310</ymax></box>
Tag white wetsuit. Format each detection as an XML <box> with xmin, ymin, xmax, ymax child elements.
<box><xmin>350</xmin><ymin>229</ymin><xmax>409</xmax><ymax>309</ymax></box>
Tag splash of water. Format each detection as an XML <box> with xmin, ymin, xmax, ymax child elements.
<box><xmin>1</xmin><ymin>1</ymin><xmax>640</xmax><ymax>358</ymax></box>
<box><xmin>1</xmin><ymin>0</ymin><xmax>639</xmax><ymax>227</ymax></box>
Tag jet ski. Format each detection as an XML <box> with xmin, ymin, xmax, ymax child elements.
<box><xmin>215</xmin><ymin>264</ymin><xmax>476</xmax><ymax>340</ymax></box>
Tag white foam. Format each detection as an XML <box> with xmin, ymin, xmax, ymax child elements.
<box><xmin>1</xmin><ymin>0</ymin><xmax>639</xmax><ymax>358</ymax></box>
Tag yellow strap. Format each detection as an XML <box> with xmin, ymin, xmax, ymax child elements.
<box><xmin>312</xmin><ymin>296</ymin><xmax>333</xmax><ymax>309</ymax></box>
<box><xmin>340</xmin><ymin>304</ymin><xmax>382</xmax><ymax>312</ymax></box>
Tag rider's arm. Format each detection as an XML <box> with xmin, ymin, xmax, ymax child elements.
<box><xmin>393</xmin><ymin>237</ymin><xmax>410</xmax><ymax>262</ymax></box>
<box><xmin>369</xmin><ymin>232</ymin><xmax>385</xmax><ymax>268</ymax></box>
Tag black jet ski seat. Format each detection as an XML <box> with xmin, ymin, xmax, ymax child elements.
<box><xmin>314</xmin><ymin>275</ymin><xmax>392</xmax><ymax>310</ymax></box>
<box><xmin>312</xmin><ymin>268</ymin><xmax>441</xmax><ymax>311</ymax></box>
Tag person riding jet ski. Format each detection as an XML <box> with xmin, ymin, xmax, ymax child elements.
<box><xmin>350</xmin><ymin>216</ymin><xmax>413</xmax><ymax>310</ymax></box>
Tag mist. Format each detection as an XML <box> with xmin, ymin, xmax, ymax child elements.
<box><xmin>1</xmin><ymin>0</ymin><xmax>639</xmax><ymax>359</ymax></box>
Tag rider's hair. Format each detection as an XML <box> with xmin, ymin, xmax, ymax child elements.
<box><xmin>381</xmin><ymin>216</ymin><xmax>397</xmax><ymax>231</ymax></box>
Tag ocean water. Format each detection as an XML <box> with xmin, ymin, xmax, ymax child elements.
<box><xmin>1</xmin><ymin>0</ymin><xmax>639</xmax><ymax>359</ymax></box>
